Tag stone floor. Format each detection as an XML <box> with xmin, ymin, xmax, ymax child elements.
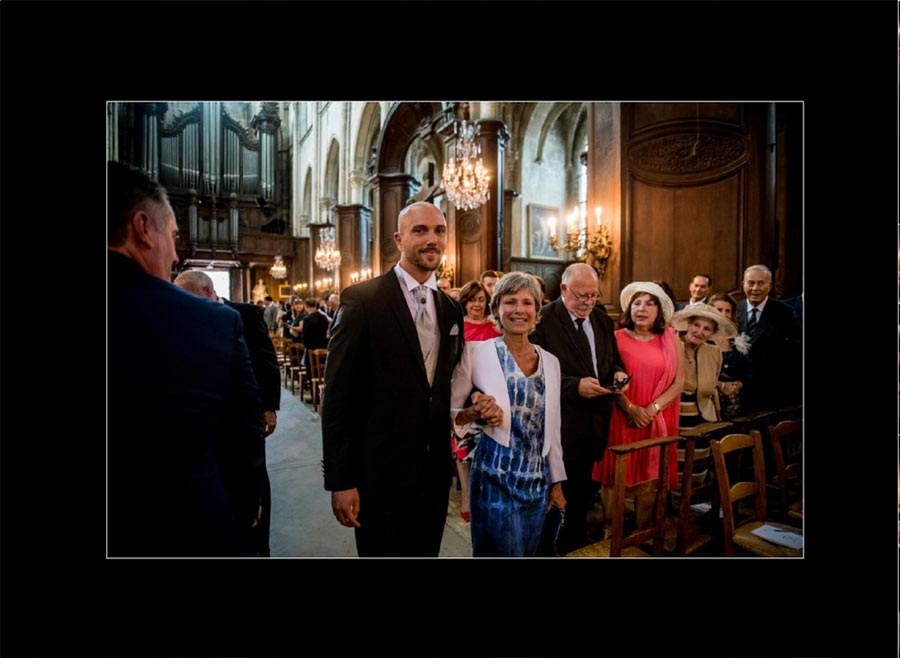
<box><xmin>266</xmin><ymin>384</ymin><xmax>472</xmax><ymax>557</ymax></box>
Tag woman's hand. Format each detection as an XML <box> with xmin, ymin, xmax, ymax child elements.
<box><xmin>547</xmin><ymin>482</ymin><xmax>566</xmax><ymax>511</ymax></box>
<box><xmin>470</xmin><ymin>392</ymin><xmax>503</xmax><ymax>427</ymax></box>
<box><xmin>628</xmin><ymin>403</ymin><xmax>653</xmax><ymax>428</ymax></box>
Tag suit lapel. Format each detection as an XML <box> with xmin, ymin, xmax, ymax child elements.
<box><xmin>756</xmin><ymin>302</ymin><xmax>774</xmax><ymax>338</ymax></box>
<box><xmin>380</xmin><ymin>269</ymin><xmax>429</xmax><ymax>386</ymax></box>
<box><xmin>554</xmin><ymin>299</ymin><xmax>595</xmax><ymax>375</ymax></box>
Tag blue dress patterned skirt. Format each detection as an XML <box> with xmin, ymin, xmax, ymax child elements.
<box><xmin>469</xmin><ymin>338</ymin><xmax>549</xmax><ymax>557</ymax></box>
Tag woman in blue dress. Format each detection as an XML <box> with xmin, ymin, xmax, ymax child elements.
<box><xmin>450</xmin><ymin>272</ymin><xmax>567</xmax><ymax>557</ymax></box>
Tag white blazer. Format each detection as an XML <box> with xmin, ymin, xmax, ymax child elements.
<box><xmin>450</xmin><ymin>339</ymin><xmax>566</xmax><ymax>484</ymax></box>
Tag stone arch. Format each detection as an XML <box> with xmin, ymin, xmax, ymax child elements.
<box><xmin>353</xmin><ymin>102</ymin><xmax>382</xmax><ymax>178</ymax></box>
<box><xmin>535</xmin><ymin>102</ymin><xmax>580</xmax><ymax>164</ymax></box>
<box><xmin>302</xmin><ymin>167</ymin><xmax>312</xmax><ymax>218</ymax></box>
<box><xmin>324</xmin><ymin>138</ymin><xmax>340</xmax><ymax>217</ymax></box>
<box><xmin>373</xmin><ymin>102</ymin><xmax>444</xmax><ymax>269</ymax></box>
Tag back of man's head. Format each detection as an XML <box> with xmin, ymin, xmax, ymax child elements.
<box><xmin>173</xmin><ymin>270</ymin><xmax>217</xmax><ymax>301</ymax></box>
<box><xmin>108</xmin><ymin>160</ymin><xmax>170</xmax><ymax>247</ymax></box>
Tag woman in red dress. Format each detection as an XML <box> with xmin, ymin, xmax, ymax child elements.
<box><xmin>453</xmin><ymin>280</ymin><xmax>502</xmax><ymax>521</ymax></box>
<box><xmin>593</xmin><ymin>281</ymin><xmax>684</xmax><ymax>528</ymax></box>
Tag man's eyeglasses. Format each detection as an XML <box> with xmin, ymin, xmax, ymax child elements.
<box><xmin>569</xmin><ymin>289</ymin><xmax>601</xmax><ymax>303</ymax></box>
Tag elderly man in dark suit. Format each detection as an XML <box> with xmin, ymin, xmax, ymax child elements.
<box><xmin>530</xmin><ymin>263</ymin><xmax>628</xmax><ymax>554</ymax></box>
<box><xmin>174</xmin><ymin>269</ymin><xmax>281</xmax><ymax>556</ymax></box>
<box><xmin>735</xmin><ymin>264</ymin><xmax>801</xmax><ymax>412</ymax></box>
<box><xmin>322</xmin><ymin>201</ymin><xmax>465</xmax><ymax>557</ymax></box>
<box><xmin>107</xmin><ymin>161</ymin><xmax>263</xmax><ymax>557</ymax></box>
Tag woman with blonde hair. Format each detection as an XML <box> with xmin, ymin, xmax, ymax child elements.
<box><xmin>451</xmin><ymin>272</ymin><xmax>566</xmax><ymax>556</ymax></box>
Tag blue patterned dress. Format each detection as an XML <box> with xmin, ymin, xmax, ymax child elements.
<box><xmin>469</xmin><ymin>338</ymin><xmax>550</xmax><ymax>557</ymax></box>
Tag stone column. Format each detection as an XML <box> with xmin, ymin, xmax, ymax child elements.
<box><xmin>333</xmin><ymin>204</ymin><xmax>373</xmax><ymax>288</ymax></box>
<box><xmin>475</xmin><ymin>118</ymin><xmax>509</xmax><ymax>273</ymax></box>
<box><xmin>589</xmin><ymin>102</ymin><xmax>622</xmax><ymax>304</ymax></box>
<box><xmin>373</xmin><ymin>173</ymin><xmax>420</xmax><ymax>272</ymax></box>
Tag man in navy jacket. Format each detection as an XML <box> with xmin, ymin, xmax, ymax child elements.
<box><xmin>107</xmin><ymin>161</ymin><xmax>263</xmax><ymax>557</ymax></box>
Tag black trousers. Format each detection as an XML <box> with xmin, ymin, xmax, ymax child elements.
<box><xmin>354</xmin><ymin>486</ymin><xmax>449</xmax><ymax>557</ymax></box>
<box><xmin>253</xmin><ymin>468</ymin><xmax>272</xmax><ymax>557</ymax></box>
<box><xmin>557</xmin><ymin>457</ymin><xmax>595</xmax><ymax>553</ymax></box>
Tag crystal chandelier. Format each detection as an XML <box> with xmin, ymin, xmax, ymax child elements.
<box><xmin>314</xmin><ymin>226</ymin><xmax>342</xmax><ymax>271</ymax></box>
<box><xmin>269</xmin><ymin>254</ymin><xmax>287</xmax><ymax>279</ymax></box>
<box><xmin>442</xmin><ymin>106</ymin><xmax>491</xmax><ymax>211</ymax></box>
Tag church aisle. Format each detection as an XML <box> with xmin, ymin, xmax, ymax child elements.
<box><xmin>267</xmin><ymin>386</ymin><xmax>472</xmax><ymax>557</ymax></box>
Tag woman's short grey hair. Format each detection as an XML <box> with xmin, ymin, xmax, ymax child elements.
<box><xmin>488</xmin><ymin>272</ymin><xmax>543</xmax><ymax>332</ymax></box>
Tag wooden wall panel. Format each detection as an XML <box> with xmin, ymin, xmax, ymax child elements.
<box><xmin>621</xmin><ymin>103</ymin><xmax>769</xmax><ymax>307</ymax></box>
<box><xmin>630</xmin><ymin>180</ymin><xmax>674</xmax><ymax>283</ymax></box>
<box><xmin>673</xmin><ymin>175</ymin><xmax>741</xmax><ymax>296</ymax></box>
<box><xmin>632</xmin><ymin>103</ymin><xmax>744</xmax><ymax>133</ymax></box>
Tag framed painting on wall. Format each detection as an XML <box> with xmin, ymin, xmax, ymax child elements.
<box><xmin>528</xmin><ymin>203</ymin><xmax>561</xmax><ymax>260</ymax></box>
<box><xmin>278</xmin><ymin>284</ymin><xmax>293</xmax><ymax>299</ymax></box>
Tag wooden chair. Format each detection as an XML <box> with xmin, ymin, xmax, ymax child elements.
<box><xmin>666</xmin><ymin>421</ymin><xmax>732</xmax><ymax>556</ymax></box>
<box><xmin>285</xmin><ymin>342</ymin><xmax>305</xmax><ymax>394</ymax></box>
<box><xmin>767</xmin><ymin>419</ymin><xmax>802</xmax><ymax>526</ymax></box>
<box><xmin>567</xmin><ymin>435</ymin><xmax>680</xmax><ymax>558</ymax></box>
<box><xmin>710</xmin><ymin>430</ymin><xmax>802</xmax><ymax>557</ymax></box>
<box><xmin>308</xmin><ymin>348</ymin><xmax>328</xmax><ymax>411</ymax></box>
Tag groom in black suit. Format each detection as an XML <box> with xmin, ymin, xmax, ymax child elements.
<box><xmin>531</xmin><ymin>263</ymin><xmax>628</xmax><ymax>553</ymax></box>
<box><xmin>322</xmin><ymin>202</ymin><xmax>465</xmax><ymax>556</ymax></box>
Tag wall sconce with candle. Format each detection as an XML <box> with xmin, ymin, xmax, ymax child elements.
<box><xmin>548</xmin><ymin>206</ymin><xmax>613</xmax><ymax>279</ymax></box>
<box><xmin>435</xmin><ymin>255</ymin><xmax>455</xmax><ymax>284</ymax></box>
<box><xmin>314</xmin><ymin>277</ymin><xmax>334</xmax><ymax>293</ymax></box>
<box><xmin>348</xmin><ymin>269</ymin><xmax>373</xmax><ymax>285</ymax></box>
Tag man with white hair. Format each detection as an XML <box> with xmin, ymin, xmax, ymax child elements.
<box><xmin>530</xmin><ymin>262</ymin><xmax>629</xmax><ymax>554</ymax></box>
<box><xmin>735</xmin><ymin>264</ymin><xmax>801</xmax><ymax>411</ymax></box>
<box><xmin>174</xmin><ymin>269</ymin><xmax>281</xmax><ymax>556</ymax></box>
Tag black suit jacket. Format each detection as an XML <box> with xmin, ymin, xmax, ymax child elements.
<box><xmin>107</xmin><ymin>252</ymin><xmax>263</xmax><ymax>556</ymax></box>
<box><xmin>530</xmin><ymin>299</ymin><xmax>625</xmax><ymax>460</ymax></box>
<box><xmin>736</xmin><ymin>297</ymin><xmax>801</xmax><ymax>411</ymax></box>
<box><xmin>224</xmin><ymin>299</ymin><xmax>281</xmax><ymax>412</ymax></box>
<box><xmin>322</xmin><ymin>268</ymin><xmax>465</xmax><ymax>511</ymax></box>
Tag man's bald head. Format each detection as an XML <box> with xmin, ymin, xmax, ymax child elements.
<box><xmin>397</xmin><ymin>201</ymin><xmax>445</xmax><ymax>233</ymax></box>
<box><xmin>394</xmin><ymin>202</ymin><xmax>447</xmax><ymax>280</ymax></box>
<box><xmin>174</xmin><ymin>270</ymin><xmax>217</xmax><ymax>301</ymax></box>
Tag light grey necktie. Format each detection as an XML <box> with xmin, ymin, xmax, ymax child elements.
<box><xmin>414</xmin><ymin>285</ymin><xmax>436</xmax><ymax>362</ymax></box>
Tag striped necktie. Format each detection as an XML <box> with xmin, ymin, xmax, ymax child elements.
<box><xmin>747</xmin><ymin>306</ymin><xmax>759</xmax><ymax>340</ymax></box>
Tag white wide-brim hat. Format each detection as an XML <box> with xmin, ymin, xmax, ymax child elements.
<box><xmin>619</xmin><ymin>281</ymin><xmax>675</xmax><ymax>323</ymax></box>
<box><xmin>670</xmin><ymin>303</ymin><xmax>738</xmax><ymax>340</ymax></box>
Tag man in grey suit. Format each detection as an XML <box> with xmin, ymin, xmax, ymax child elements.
<box><xmin>322</xmin><ymin>202</ymin><xmax>465</xmax><ymax>557</ymax></box>
<box><xmin>263</xmin><ymin>295</ymin><xmax>279</xmax><ymax>334</ymax></box>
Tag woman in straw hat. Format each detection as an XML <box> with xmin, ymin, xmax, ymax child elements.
<box><xmin>670</xmin><ymin>302</ymin><xmax>737</xmax><ymax>428</ymax></box>
<box><xmin>592</xmin><ymin>281</ymin><xmax>684</xmax><ymax>528</ymax></box>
